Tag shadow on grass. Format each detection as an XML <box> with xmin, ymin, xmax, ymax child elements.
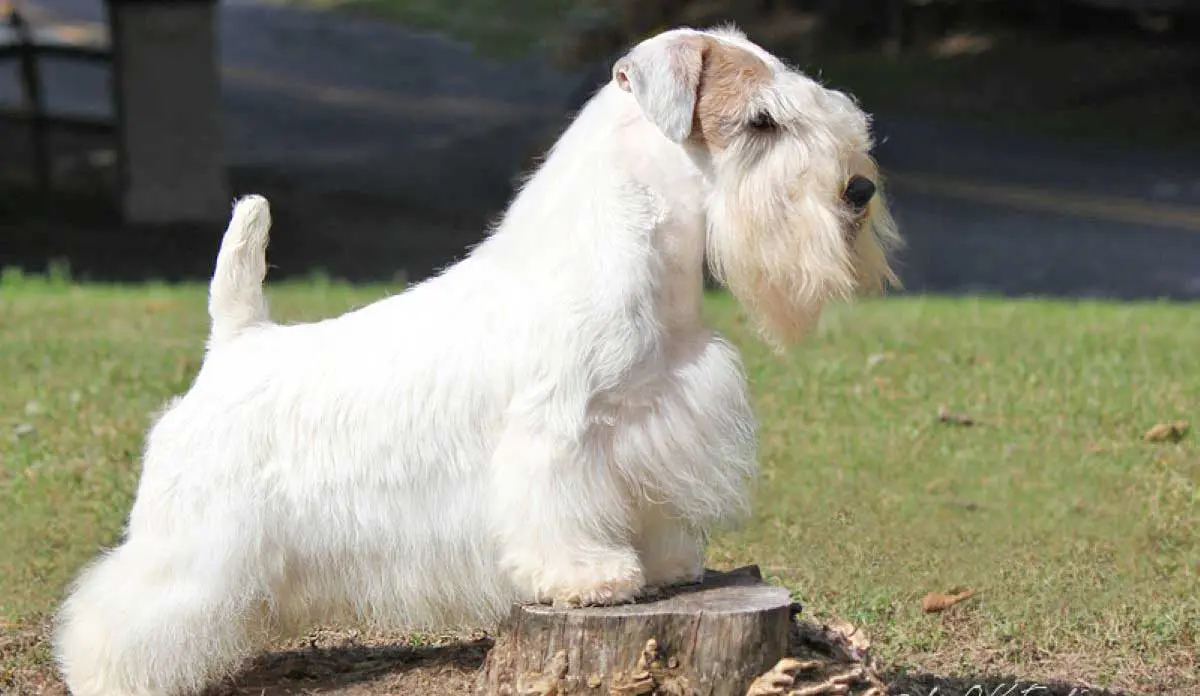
<box><xmin>203</xmin><ymin>635</ymin><xmax>492</xmax><ymax>696</ymax></box>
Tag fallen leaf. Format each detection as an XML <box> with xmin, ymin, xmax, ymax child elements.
<box><xmin>921</xmin><ymin>588</ymin><xmax>976</xmax><ymax>613</ymax></box>
<box><xmin>937</xmin><ymin>406</ymin><xmax>976</xmax><ymax>426</ymax></box>
<box><xmin>1143</xmin><ymin>421</ymin><xmax>1189</xmax><ymax>443</ymax></box>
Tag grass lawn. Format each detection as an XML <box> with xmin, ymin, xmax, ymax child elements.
<box><xmin>1</xmin><ymin>270</ymin><xmax>1197</xmax><ymax>694</ymax></box>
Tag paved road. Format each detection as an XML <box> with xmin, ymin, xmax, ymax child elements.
<box><xmin>6</xmin><ymin>0</ymin><xmax>1200</xmax><ymax>299</ymax></box>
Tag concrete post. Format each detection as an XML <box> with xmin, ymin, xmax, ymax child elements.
<box><xmin>105</xmin><ymin>0</ymin><xmax>228</xmax><ymax>225</ymax></box>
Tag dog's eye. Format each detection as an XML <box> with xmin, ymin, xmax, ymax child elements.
<box><xmin>747</xmin><ymin>111</ymin><xmax>776</xmax><ymax>132</ymax></box>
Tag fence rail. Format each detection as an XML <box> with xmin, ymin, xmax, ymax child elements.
<box><xmin>1</xmin><ymin>10</ymin><xmax>115</xmax><ymax>191</ymax></box>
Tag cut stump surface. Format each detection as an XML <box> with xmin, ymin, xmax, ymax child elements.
<box><xmin>476</xmin><ymin>565</ymin><xmax>794</xmax><ymax>696</ymax></box>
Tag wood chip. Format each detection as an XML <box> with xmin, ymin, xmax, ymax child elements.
<box><xmin>828</xmin><ymin>668</ymin><xmax>863</xmax><ymax>685</ymax></box>
<box><xmin>790</xmin><ymin>682</ymin><xmax>849</xmax><ymax>696</ymax></box>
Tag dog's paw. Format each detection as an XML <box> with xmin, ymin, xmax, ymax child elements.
<box><xmin>538</xmin><ymin>557</ymin><xmax>646</xmax><ymax>609</ymax></box>
<box><xmin>507</xmin><ymin>547</ymin><xmax>646</xmax><ymax>609</ymax></box>
<box><xmin>550</xmin><ymin>573</ymin><xmax>644</xmax><ymax>608</ymax></box>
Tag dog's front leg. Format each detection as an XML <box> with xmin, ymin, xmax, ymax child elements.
<box><xmin>636</xmin><ymin>505</ymin><xmax>705</xmax><ymax>590</ymax></box>
<box><xmin>488</xmin><ymin>419</ymin><xmax>645</xmax><ymax>608</ymax></box>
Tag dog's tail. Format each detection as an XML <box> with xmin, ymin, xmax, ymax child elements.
<box><xmin>208</xmin><ymin>195</ymin><xmax>273</xmax><ymax>346</ymax></box>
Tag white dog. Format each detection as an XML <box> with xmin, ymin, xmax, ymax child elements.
<box><xmin>53</xmin><ymin>25</ymin><xmax>900</xmax><ymax>696</ymax></box>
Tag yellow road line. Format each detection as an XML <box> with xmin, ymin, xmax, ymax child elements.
<box><xmin>886</xmin><ymin>171</ymin><xmax>1200</xmax><ymax>233</ymax></box>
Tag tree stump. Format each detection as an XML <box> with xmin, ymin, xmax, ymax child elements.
<box><xmin>476</xmin><ymin>565</ymin><xmax>794</xmax><ymax>696</ymax></box>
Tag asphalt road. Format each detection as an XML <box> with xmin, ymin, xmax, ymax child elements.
<box><xmin>6</xmin><ymin>0</ymin><xmax>1200</xmax><ymax>299</ymax></box>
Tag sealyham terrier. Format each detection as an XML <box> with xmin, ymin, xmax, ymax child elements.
<box><xmin>53</xmin><ymin>25</ymin><xmax>900</xmax><ymax>696</ymax></box>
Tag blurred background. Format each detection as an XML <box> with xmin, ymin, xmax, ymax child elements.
<box><xmin>2</xmin><ymin>0</ymin><xmax>1199</xmax><ymax>298</ymax></box>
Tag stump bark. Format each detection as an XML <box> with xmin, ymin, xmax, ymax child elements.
<box><xmin>476</xmin><ymin>565</ymin><xmax>794</xmax><ymax>696</ymax></box>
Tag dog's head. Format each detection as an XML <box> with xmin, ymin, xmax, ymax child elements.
<box><xmin>614</xmin><ymin>26</ymin><xmax>901</xmax><ymax>345</ymax></box>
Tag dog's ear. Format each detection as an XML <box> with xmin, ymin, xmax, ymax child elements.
<box><xmin>613</xmin><ymin>32</ymin><xmax>706</xmax><ymax>143</ymax></box>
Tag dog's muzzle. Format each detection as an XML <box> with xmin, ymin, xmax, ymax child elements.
<box><xmin>842</xmin><ymin>175</ymin><xmax>876</xmax><ymax>210</ymax></box>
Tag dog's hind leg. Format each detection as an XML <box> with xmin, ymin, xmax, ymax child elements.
<box><xmin>53</xmin><ymin>538</ymin><xmax>270</xmax><ymax>696</ymax></box>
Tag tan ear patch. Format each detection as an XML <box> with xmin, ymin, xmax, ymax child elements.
<box><xmin>690</xmin><ymin>39</ymin><xmax>771</xmax><ymax>151</ymax></box>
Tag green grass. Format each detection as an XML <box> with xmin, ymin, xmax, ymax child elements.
<box><xmin>2</xmin><ymin>270</ymin><xmax>1197</xmax><ymax>692</ymax></box>
<box><xmin>703</xmin><ymin>292</ymin><xmax>1198</xmax><ymax>690</ymax></box>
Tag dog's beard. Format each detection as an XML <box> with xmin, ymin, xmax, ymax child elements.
<box><xmin>705</xmin><ymin>156</ymin><xmax>899</xmax><ymax>347</ymax></box>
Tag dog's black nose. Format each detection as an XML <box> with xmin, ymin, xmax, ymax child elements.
<box><xmin>843</xmin><ymin>175</ymin><xmax>876</xmax><ymax>209</ymax></box>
